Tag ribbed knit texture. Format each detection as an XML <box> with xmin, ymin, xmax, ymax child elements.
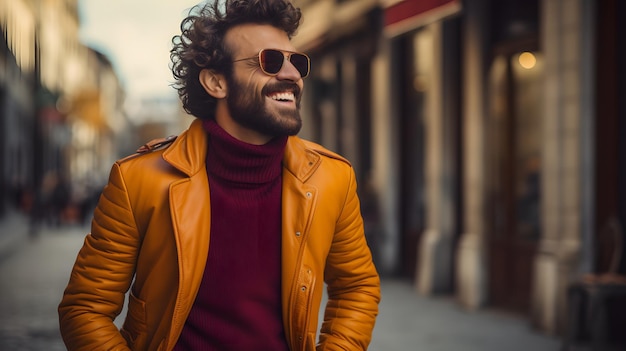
<box><xmin>173</xmin><ymin>120</ymin><xmax>289</xmax><ymax>351</ymax></box>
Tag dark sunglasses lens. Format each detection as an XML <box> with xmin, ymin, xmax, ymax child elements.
<box><xmin>290</xmin><ymin>54</ymin><xmax>309</xmax><ymax>77</ymax></box>
<box><xmin>260</xmin><ymin>49</ymin><xmax>284</xmax><ymax>74</ymax></box>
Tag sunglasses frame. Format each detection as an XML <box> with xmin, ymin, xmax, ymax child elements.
<box><xmin>233</xmin><ymin>48</ymin><xmax>310</xmax><ymax>78</ymax></box>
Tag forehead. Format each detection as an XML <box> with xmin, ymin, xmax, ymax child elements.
<box><xmin>224</xmin><ymin>23</ymin><xmax>295</xmax><ymax>57</ymax></box>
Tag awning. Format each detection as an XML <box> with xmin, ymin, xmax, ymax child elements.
<box><xmin>384</xmin><ymin>0</ymin><xmax>462</xmax><ymax>37</ymax></box>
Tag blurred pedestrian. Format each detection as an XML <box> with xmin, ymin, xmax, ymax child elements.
<box><xmin>29</xmin><ymin>171</ymin><xmax>58</xmax><ymax>235</ymax></box>
<box><xmin>78</xmin><ymin>186</ymin><xmax>101</xmax><ymax>226</ymax></box>
<box><xmin>58</xmin><ymin>1</ymin><xmax>380</xmax><ymax>350</ymax></box>
<box><xmin>50</xmin><ymin>173</ymin><xmax>71</xmax><ymax>227</ymax></box>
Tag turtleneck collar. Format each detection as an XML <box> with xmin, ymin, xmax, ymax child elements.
<box><xmin>202</xmin><ymin>119</ymin><xmax>287</xmax><ymax>185</ymax></box>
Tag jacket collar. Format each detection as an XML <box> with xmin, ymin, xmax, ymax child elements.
<box><xmin>283</xmin><ymin>136</ymin><xmax>321</xmax><ymax>183</ymax></box>
<box><xmin>162</xmin><ymin>119</ymin><xmax>207</xmax><ymax>178</ymax></box>
<box><xmin>162</xmin><ymin>119</ymin><xmax>321</xmax><ymax>182</ymax></box>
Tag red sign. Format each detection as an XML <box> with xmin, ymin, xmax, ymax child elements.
<box><xmin>385</xmin><ymin>0</ymin><xmax>461</xmax><ymax>36</ymax></box>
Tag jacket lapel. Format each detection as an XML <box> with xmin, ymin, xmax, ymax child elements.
<box><xmin>162</xmin><ymin>120</ymin><xmax>213</xmax><ymax>349</ymax></box>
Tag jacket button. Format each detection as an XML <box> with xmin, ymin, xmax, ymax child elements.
<box><xmin>301</xmin><ymin>286</ymin><xmax>307</xmax><ymax>291</ymax></box>
<box><xmin>306</xmin><ymin>192</ymin><xmax>312</xmax><ymax>198</ymax></box>
<box><xmin>295</xmin><ymin>231</ymin><xmax>301</xmax><ymax>237</ymax></box>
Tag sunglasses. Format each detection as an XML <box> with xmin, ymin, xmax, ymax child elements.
<box><xmin>233</xmin><ymin>48</ymin><xmax>310</xmax><ymax>78</ymax></box>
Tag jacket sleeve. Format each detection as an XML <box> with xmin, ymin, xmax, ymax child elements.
<box><xmin>318</xmin><ymin>167</ymin><xmax>381</xmax><ymax>350</ymax></box>
<box><xmin>58</xmin><ymin>162</ymin><xmax>139</xmax><ymax>350</ymax></box>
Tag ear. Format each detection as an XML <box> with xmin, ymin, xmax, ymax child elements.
<box><xmin>199</xmin><ymin>69</ymin><xmax>227</xmax><ymax>98</ymax></box>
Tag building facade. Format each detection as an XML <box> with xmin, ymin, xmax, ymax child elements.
<box><xmin>293</xmin><ymin>0</ymin><xmax>625</xmax><ymax>337</ymax></box>
<box><xmin>0</xmin><ymin>0</ymin><xmax>128</xmax><ymax>223</ymax></box>
<box><xmin>0</xmin><ymin>0</ymin><xmax>38</xmax><ymax>216</ymax></box>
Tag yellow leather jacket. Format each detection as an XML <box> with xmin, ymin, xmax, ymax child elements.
<box><xmin>59</xmin><ymin>119</ymin><xmax>380</xmax><ymax>351</ymax></box>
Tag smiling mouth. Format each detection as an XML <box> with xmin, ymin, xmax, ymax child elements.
<box><xmin>267</xmin><ymin>91</ymin><xmax>296</xmax><ymax>103</ymax></box>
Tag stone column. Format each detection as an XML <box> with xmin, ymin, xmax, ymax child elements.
<box><xmin>531</xmin><ymin>0</ymin><xmax>595</xmax><ymax>335</ymax></box>
<box><xmin>455</xmin><ymin>0</ymin><xmax>489</xmax><ymax>310</ymax></box>
<box><xmin>416</xmin><ymin>22</ymin><xmax>455</xmax><ymax>295</ymax></box>
<box><xmin>371</xmin><ymin>39</ymin><xmax>402</xmax><ymax>276</ymax></box>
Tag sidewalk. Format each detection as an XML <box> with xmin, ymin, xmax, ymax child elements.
<box><xmin>369</xmin><ymin>279</ymin><xmax>561</xmax><ymax>350</ymax></box>
<box><xmin>0</xmin><ymin>209</ymin><xmax>31</xmax><ymax>261</ymax></box>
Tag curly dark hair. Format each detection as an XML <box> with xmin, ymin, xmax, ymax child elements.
<box><xmin>170</xmin><ymin>0</ymin><xmax>302</xmax><ymax>120</ymax></box>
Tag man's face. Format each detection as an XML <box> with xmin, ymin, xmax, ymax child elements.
<box><xmin>225</xmin><ymin>69</ymin><xmax>302</xmax><ymax>138</ymax></box>
<box><xmin>222</xmin><ymin>24</ymin><xmax>305</xmax><ymax>141</ymax></box>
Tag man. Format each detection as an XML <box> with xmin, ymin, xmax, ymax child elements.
<box><xmin>58</xmin><ymin>0</ymin><xmax>380</xmax><ymax>350</ymax></box>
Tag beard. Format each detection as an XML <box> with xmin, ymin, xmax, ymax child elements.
<box><xmin>225</xmin><ymin>75</ymin><xmax>303</xmax><ymax>138</ymax></box>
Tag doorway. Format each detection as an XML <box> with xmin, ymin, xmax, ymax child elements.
<box><xmin>486</xmin><ymin>41</ymin><xmax>543</xmax><ymax>313</ymax></box>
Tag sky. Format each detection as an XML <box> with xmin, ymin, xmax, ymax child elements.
<box><xmin>78</xmin><ymin>0</ymin><xmax>206</xmax><ymax>102</ymax></box>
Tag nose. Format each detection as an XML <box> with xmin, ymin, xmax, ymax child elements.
<box><xmin>275</xmin><ymin>57</ymin><xmax>302</xmax><ymax>81</ymax></box>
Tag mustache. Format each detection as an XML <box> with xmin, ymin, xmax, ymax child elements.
<box><xmin>262</xmin><ymin>82</ymin><xmax>301</xmax><ymax>97</ymax></box>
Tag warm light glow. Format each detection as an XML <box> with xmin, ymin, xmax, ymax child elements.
<box><xmin>518</xmin><ymin>52</ymin><xmax>536</xmax><ymax>69</ymax></box>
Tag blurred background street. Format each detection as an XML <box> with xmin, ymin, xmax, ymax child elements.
<box><xmin>0</xmin><ymin>214</ymin><xmax>561</xmax><ymax>350</ymax></box>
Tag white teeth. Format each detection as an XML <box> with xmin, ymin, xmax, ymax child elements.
<box><xmin>270</xmin><ymin>92</ymin><xmax>295</xmax><ymax>102</ymax></box>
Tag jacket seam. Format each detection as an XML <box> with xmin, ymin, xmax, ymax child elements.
<box><xmin>113</xmin><ymin>162</ymin><xmax>142</xmax><ymax>243</ymax></box>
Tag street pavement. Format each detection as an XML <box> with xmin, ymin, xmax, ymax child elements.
<box><xmin>0</xmin><ymin>210</ymin><xmax>562</xmax><ymax>350</ymax></box>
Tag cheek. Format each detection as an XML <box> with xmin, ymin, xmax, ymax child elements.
<box><xmin>242</xmin><ymin>74</ymin><xmax>270</xmax><ymax>96</ymax></box>
<box><xmin>239</xmin><ymin>68</ymin><xmax>267</xmax><ymax>84</ymax></box>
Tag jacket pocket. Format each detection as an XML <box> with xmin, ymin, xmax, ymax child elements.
<box><xmin>306</xmin><ymin>331</ymin><xmax>317</xmax><ymax>351</ymax></box>
<box><xmin>120</xmin><ymin>291</ymin><xmax>147</xmax><ymax>347</ymax></box>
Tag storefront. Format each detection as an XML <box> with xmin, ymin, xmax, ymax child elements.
<box><xmin>296</xmin><ymin>0</ymin><xmax>620</xmax><ymax>337</ymax></box>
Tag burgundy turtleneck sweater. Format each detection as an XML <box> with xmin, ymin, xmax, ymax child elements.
<box><xmin>173</xmin><ymin>120</ymin><xmax>290</xmax><ymax>351</ymax></box>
